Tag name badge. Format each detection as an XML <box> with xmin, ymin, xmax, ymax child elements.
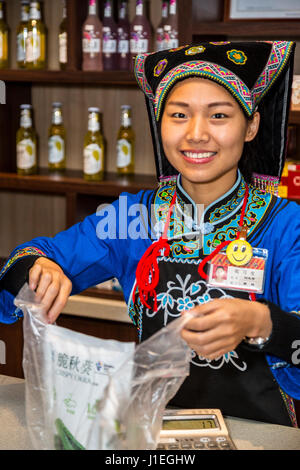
<box><xmin>208</xmin><ymin>246</ymin><xmax>268</xmax><ymax>294</ymax></box>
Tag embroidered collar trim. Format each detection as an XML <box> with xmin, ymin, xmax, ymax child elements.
<box><xmin>175</xmin><ymin>170</ymin><xmax>246</xmax><ymax>229</ymax></box>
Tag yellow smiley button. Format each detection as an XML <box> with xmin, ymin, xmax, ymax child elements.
<box><xmin>226</xmin><ymin>239</ymin><xmax>253</xmax><ymax>266</ymax></box>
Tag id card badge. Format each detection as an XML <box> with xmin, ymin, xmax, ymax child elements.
<box><xmin>208</xmin><ymin>242</ymin><xmax>268</xmax><ymax>294</ymax></box>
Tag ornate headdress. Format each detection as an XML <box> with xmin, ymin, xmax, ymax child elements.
<box><xmin>134</xmin><ymin>41</ymin><xmax>295</xmax><ymax>194</ymax></box>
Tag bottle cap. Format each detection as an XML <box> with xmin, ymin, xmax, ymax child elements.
<box><xmin>121</xmin><ymin>105</ymin><xmax>131</xmax><ymax>109</ymax></box>
<box><xmin>20</xmin><ymin>104</ymin><xmax>32</xmax><ymax>109</ymax></box>
<box><xmin>52</xmin><ymin>102</ymin><xmax>62</xmax><ymax>108</ymax></box>
<box><xmin>88</xmin><ymin>107</ymin><xmax>100</xmax><ymax>113</ymax></box>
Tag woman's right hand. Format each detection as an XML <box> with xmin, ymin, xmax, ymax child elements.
<box><xmin>28</xmin><ymin>257</ymin><xmax>72</xmax><ymax>323</ymax></box>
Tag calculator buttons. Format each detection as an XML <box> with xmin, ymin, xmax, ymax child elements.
<box><xmin>157</xmin><ymin>436</ymin><xmax>235</xmax><ymax>450</ymax></box>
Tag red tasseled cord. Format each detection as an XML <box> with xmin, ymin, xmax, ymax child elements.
<box><xmin>133</xmin><ymin>184</ymin><xmax>256</xmax><ymax>311</ymax></box>
<box><xmin>133</xmin><ymin>192</ymin><xmax>177</xmax><ymax>311</ymax></box>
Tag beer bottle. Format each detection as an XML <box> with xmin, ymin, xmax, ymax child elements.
<box><xmin>82</xmin><ymin>0</ymin><xmax>103</xmax><ymax>71</ymax></box>
<box><xmin>17</xmin><ymin>0</ymin><xmax>30</xmax><ymax>68</ymax></box>
<box><xmin>83</xmin><ymin>107</ymin><xmax>104</xmax><ymax>181</ymax></box>
<box><xmin>48</xmin><ymin>102</ymin><xmax>66</xmax><ymax>171</ymax></box>
<box><xmin>59</xmin><ymin>0</ymin><xmax>67</xmax><ymax>70</ymax></box>
<box><xmin>26</xmin><ymin>1</ymin><xmax>47</xmax><ymax>69</ymax></box>
<box><xmin>16</xmin><ymin>104</ymin><xmax>38</xmax><ymax>175</ymax></box>
<box><xmin>0</xmin><ymin>1</ymin><xmax>9</xmax><ymax>69</ymax></box>
<box><xmin>117</xmin><ymin>105</ymin><xmax>135</xmax><ymax>175</ymax></box>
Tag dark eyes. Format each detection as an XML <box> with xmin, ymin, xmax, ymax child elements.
<box><xmin>212</xmin><ymin>113</ymin><xmax>227</xmax><ymax>119</ymax></box>
<box><xmin>171</xmin><ymin>112</ymin><xmax>186</xmax><ymax>119</ymax></box>
<box><xmin>170</xmin><ymin>112</ymin><xmax>228</xmax><ymax>119</ymax></box>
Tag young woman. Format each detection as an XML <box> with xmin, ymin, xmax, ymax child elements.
<box><xmin>1</xmin><ymin>41</ymin><xmax>300</xmax><ymax>427</ymax></box>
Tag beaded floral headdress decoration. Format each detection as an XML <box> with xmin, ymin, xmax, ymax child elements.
<box><xmin>134</xmin><ymin>41</ymin><xmax>295</xmax><ymax>194</ymax></box>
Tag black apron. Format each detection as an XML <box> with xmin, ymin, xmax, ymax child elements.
<box><xmin>130</xmin><ymin>250</ymin><xmax>293</xmax><ymax>427</ymax></box>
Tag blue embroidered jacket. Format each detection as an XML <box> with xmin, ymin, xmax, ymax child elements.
<box><xmin>0</xmin><ymin>172</ymin><xmax>300</xmax><ymax>401</ymax></box>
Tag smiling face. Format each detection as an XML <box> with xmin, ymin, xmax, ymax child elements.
<box><xmin>226</xmin><ymin>239</ymin><xmax>253</xmax><ymax>266</ymax></box>
<box><xmin>161</xmin><ymin>77</ymin><xmax>260</xmax><ymax>202</ymax></box>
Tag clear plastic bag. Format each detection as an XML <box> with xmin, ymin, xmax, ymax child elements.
<box><xmin>15</xmin><ymin>283</ymin><xmax>193</xmax><ymax>450</ymax></box>
<box><xmin>92</xmin><ymin>310</ymin><xmax>194</xmax><ymax>450</ymax></box>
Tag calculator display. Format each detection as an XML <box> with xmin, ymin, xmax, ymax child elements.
<box><xmin>162</xmin><ymin>418</ymin><xmax>218</xmax><ymax>431</ymax></box>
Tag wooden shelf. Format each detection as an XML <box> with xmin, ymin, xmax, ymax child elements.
<box><xmin>80</xmin><ymin>286</ymin><xmax>124</xmax><ymax>301</ymax></box>
<box><xmin>192</xmin><ymin>20</ymin><xmax>300</xmax><ymax>38</ymax></box>
<box><xmin>0</xmin><ymin>69</ymin><xmax>136</xmax><ymax>86</ymax></box>
<box><xmin>0</xmin><ymin>168</ymin><xmax>157</xmax><ymax>197</ymax></box>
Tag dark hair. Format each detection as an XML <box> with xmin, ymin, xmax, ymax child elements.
<box><xmin>238</xmin><ymin>113</ymin><xmax>260</xmax><ymax>184</ymax></box>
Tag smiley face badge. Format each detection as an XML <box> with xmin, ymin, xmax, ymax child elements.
<box><xmin>226</xmin><ymin>239</ymin><xmax>253</xmax><ymax>266</ymax></box>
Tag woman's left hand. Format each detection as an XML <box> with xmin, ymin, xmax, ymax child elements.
<box><xmin>181</xmin><ymin>298</ymin><xmax>272</xmax><ymax>360</ymax></box>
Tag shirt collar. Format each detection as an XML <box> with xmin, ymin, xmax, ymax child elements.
<box><xmin>175</xmin><ymin>170</ymin><xmax>246</xmax><ymax>232</ymax></box>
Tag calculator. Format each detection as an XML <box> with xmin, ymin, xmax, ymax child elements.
<box><xmin>157</xmin><ymin>409</ymin><xmax>236</xmax><ymax>450</ymax></box>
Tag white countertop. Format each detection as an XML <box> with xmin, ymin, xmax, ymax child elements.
<box><xmin>0</xmin><ymin>375</ymin><xmax>299</xmax><ymax>451</ymax></box>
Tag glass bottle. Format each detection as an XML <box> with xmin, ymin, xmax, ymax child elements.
<box><xmin>82</xmin><ymin>0</ymin><xmax>103</xmax><ymax>71</ymax></box>
<box><xmin>48</xmin><ymin>103</ymin><xmax>66</xmax><ymax>171</ymax></box>
<box><xmin>83</xmin><ymin>107</ymin><xmax>104</xmax><ymax>181</ymax></box>
<box><xmin>117</xmin><ymin>105</ymin><xmax>135</xmax><ymax>175</ymax></box>
<box><xmin>130</xmin><ymin>0</ymin><xmax>152</xmax><ymax>69</ymax></box>
<box><xmin>59</xmin><ymin>0</ymin><xmax>67</xmax><ymax>70</ymax></box>
<box><xmin>102</xmin><ymin>0</ymin><xmax>118</xmax><ymax>70</ymax></box>
<box><xmin>16</xmin><ymin>104</ymin><xmax>37</xmax><ymax>176</ymax></box>
<box><xmin>164</xmin><ymin>0</ymin><xmax>178</xmax><ymax>49</ymax></box>
<box><xmin>117</xmin><ymin>0</ymin><xmax>130</xmax><ymax>70</ymax></box>
<box><xmin>17</xmin><ymin>0</ymin><xmax>30</xmax><ymax>69</ymax></box>
<box><xmin>156</xmin><ymin>0</ymin><xmax>168</xmax><ymax>52</ymax></box>
<box><xmin>26</xmin><ymin>1</ymin><xmax>47</xmax><ymax>69</ymax></box>
<box><xmin>0</xmin><ymin>1</ymin><xmax>9</xmax><ymax>69</ymax></box>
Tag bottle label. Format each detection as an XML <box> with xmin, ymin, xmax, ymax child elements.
<box><xmin>52</xmin><ymin>110</ymin><xmax>63</xmax><ymax>125</ymax></box>
<box><xmin>162</xmin><ymin>2</ymin><xmax>168</xmax><ymax>17</ymax></box>
<box><xmin>136</xmin><ymin>1</ymin><xmax>143</xmax><ymax>16</ymax></box>
<box><xmin>48</xmin><ymin>136</ymin><xmax>65</xmax><ymax>164</ymax></box>
<box><xmin>89</xmin><ymin>1</ymin><xmax>97</xmax><ymax>16</ymax></box>
<box><xmin>103</xmin><ymin>37</ymin><xmax>117</xmax><ymax>54</ymax></box>
<box><xmin>117</xmin><ymin>139</ymin><xmax>131</xmax><ymax>168</ymax></box>
<box><xmin>17</xmin><ymin>138</ymin><xmax>36</xmax><ymax>169</ymax></box>
<box><xmin>83</xmin><ymin>27</ymin><xmax>101</xmax><ymax>53</ymax></box>
<box><xmin>170</xmin><ymin>0</ymin><xmax>177</xmax><ymax>15</ymax></box>
<box><xmin>118</xmin><ymin>39</ymin><xmax>129</xmax><ymax>54</ymax></box>
<box><xmin>130</xmin><ymin>38</ymin><xmax>148</xmax><ymax>54</ymax></box>
<box><xmin>119</xmin><ymin>3</ymin><xmax>126</xmax><ymax>19</ymax></box>
<box><xmin>26</xmin><ymin>31</ymin><xmax>42</xmax><ymax>61</ymax></box>
<box><xmin>17</xmin><ymin>32</ymin><xmax>27</xmax><ymax>62</ymax></box>
<box><xmin>84</xmin><ymin>144</ymin><xmax>102</xmax><ymax>175</ymax></box>
<box><xmin>20</xmin><ymin>111</ymin><xmax>32</xmax><ymax>128</ymax></box>
<box><xmin>104</xmin><ymin>3</ymin><xmax>112</xmax><ymax>17</ymax></box>
<box><xmin>88</xmin><ymin>116</ymin><xmax>100</xmax><ymax>132</ymax></box>
<box><xmin>29</xmin><ymin>4</ymin><xmax>41</xmax><ymax>20</ymax></box>
<box><xmin>59</xmin><ymin>32</ymin><xmax>67</xmax><ymax>63</ymax></box>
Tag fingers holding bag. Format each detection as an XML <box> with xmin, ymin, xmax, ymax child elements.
<box><xmin>28</xmin><ymin>257</ymin><xmax>72</xmax><ymax>323</ymax></box>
